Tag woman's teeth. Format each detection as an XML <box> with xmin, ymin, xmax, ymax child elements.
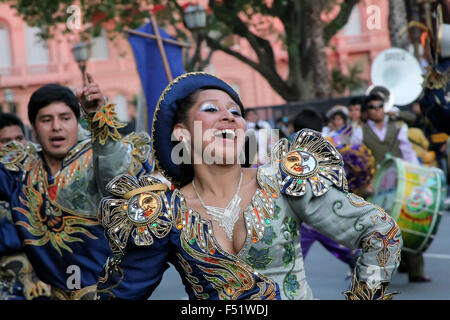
<box><xmin>215</xmin><ymin>129</ymin><xmax>236</xmax><ymax>140</ymax></box>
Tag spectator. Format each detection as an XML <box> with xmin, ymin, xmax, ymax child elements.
<box><xmin>245</xmin><ymin>109</ymin><xmax>272</xmax><ymax>165</ymax></box>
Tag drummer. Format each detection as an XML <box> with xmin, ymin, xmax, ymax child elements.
<box><xmin>351</xmin><ymin>89</ymin><xmax>431</xmax><ymax>283</ymax></box>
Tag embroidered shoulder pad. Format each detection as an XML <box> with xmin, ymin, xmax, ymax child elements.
<box><xmin>99</xmin><ymin>174</ymin><xmax>173</xmax><ymax>255</ymax></box>
<box><xmin>270</xmin><ymin>129</ymin><xmax>348</xmax><ymax>197</ymax></box>
<box><xmin>0</xmin><ymin>141</ymin><xmax>38</xmax><ymax>172</ymax></box>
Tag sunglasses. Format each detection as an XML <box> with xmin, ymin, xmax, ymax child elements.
<box><xmin>367</xmin><ymin>104</ymin><xmax>384</xmax><ymax>110</ymax></box>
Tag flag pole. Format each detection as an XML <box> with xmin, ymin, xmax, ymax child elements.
<box><xmin>149</xmin><ymin>12</ymin><xmax>173</xmax><ymax>82</ymax></box>
<box><xmin>123</xmin><ymin>27</ymin><xmax>190</xmax><ymax>48</ymax></box>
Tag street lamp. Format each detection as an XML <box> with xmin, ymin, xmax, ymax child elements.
<box><xmin>4</xmin><ymin>88</ymin><xmax>16</xmax><ymax>113</ymax></box>
<box><xmin>71</xmin><ymin>41</ymin><xmax>90</xmax><ymax>86</ymax></box>
<box><xmin>183</xmin><ymin>4</ymin><xmax>208</xmax><ymax>71</ymax></box>
<box><xmin>183</xmin><ymin>4</ymin><xmax>207</xmax><ymax>31</ymax></box>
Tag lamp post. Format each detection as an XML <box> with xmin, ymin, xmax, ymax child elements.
<box><xmin>184</xmin><ymin>4</ymin><xmax>207</xmax><ymax>31</ymax></box>
<box><xmin>183</xmin><ymin>4</ymin><xmax>207</xmax><ymax>71</ymax></box>
<box><xmin>71</xmin><ymin>41</ymin><xmax>90</xmax><ymax>86</ymax></box>
<box><xmin>4</xmin><ymin>88</ymin><xmax>16</xmax><ymax>114</ymax></box>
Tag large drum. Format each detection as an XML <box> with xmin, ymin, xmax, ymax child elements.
<box><xmin>370</xmin><ymin>156</ymin><xmax>447</xmax><ymax>253</ymax></box>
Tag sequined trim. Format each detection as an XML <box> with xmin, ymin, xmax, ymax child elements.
<box><xmin>344</xmin><ymin>273</ymin><xmax>397</xmax><ymax>300</ymax></box>
<box><xmin>422</xmin><ymin>65</ymin><xmax>447</xmax><ymax>90</ymax></box>
<box><xmin>99</xmin><ymin>174</ymin><xmax>173</xmax><ymax>255</ymax></box>
<box><xmin>51</xmin><ymin>284</ymin><xmax>97</xmax><ymax>300</ymax></box>
<box><xmin>121</xmin><ymin>132</ymin><xmax>153</xmax><ymax>175</ymax></box>
<box><xmin>0</xmin><ymin>141</ymin><xmax>38</xmax><ymax>172</ymax></box>
<box><xmin>272</xmin><ymin>129</ymin><xmax>348</xmax><ymax>197</ymax></box>
<box><xmin>173</xmin><ymin>192</ymin><xmax>279</xmax><ymax>300</ymax></box>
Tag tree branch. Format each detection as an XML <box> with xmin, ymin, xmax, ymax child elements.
<box><xmin>206</xmin><ymin>37</ymin><xmax>299</xmax><ymax>101</ymax></box>
<box><xmin>323</xmin><ymin>0</ymin><xmax>359</xmax><ymax>43</ymax></box>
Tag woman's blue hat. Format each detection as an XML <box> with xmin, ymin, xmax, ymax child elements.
<box><xmin>151</xmin><ymin>72</ymin><xmax>244</xmax><ymax>187</ymax></box>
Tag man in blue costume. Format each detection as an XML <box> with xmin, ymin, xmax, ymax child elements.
<box><xmin>0</xmin><ymin>74</ymin><xmax>152</xmax><ymax>299</ymax></box>
<box><xmin>0</xmin><ymin>113</ymin><xmax>50</xmax><ymax>300</ymax></box>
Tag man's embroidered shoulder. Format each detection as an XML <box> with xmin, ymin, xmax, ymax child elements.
<box><xmin>0</xmin><ymin>141</ymin><xmax>39</xmax><ymax>172</ymax></box>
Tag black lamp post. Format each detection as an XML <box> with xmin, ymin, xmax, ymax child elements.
<box><xmin>183</xmin><ymin>4</ymin><xmax>208</xmax><ymax>71</ymax></box>
<box><xmin>71</xmin><ymin>42</ymin><xmax>90</xmax><ymax>86</ymax></box>
<box><xmin>4</xmin><ymin>88</ymin><xmax>16</xmax><ymax>114</ymax></box>
<box><xmin>184</xmin><ymin>4</ymin><xmax>207</xmax><ymax>31</ymax></box>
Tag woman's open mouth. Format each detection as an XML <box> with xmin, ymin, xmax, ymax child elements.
<box><xmin>214</xmin><ymin>129</ymin><xmax>236</xmax><ymax>141</ymax></box>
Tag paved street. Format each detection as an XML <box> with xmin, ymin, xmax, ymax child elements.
<box><xmin>150</xmin><ymin>206</ymin><xmax>450</xmax><ymax>300</ymax></box>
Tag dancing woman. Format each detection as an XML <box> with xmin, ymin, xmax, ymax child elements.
<box><xmin>96</xmin><ymin>72</ymin><xmax>401</xmax><ymax>300</ymax></box>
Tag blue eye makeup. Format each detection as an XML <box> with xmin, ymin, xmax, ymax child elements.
<box><xmin>199</xmin><ymin>102</ymin><xmax>242</xmax><ymax>117</ymax></box>
<box><xmin>229</xmin><ymin>107</ymin><xmax>242</xmax><ymax>117</ymax></box>
<box><xmin>199</xmin><ymin>103</ymin><xmax>219</xmax><ymax>112</ymax></box>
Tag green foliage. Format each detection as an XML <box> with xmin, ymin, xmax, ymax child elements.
<box><xmin>1</xmin><ymin>0</ymin><xmax>360</xmax><ymax>101</ymax></box>
<box><xmin>331</xmin><ymin>62</ymin><xmax>366</xmax><ymax>95</ymax></box>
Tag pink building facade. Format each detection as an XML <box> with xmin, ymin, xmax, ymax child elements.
<box><xmin>0</xmin><ymin>1</ymin><xmax>391</xmax><ymax>126</ymax></box>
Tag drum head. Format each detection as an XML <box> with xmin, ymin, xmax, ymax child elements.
<box><xmin>371</xmin><ymin>156</ymin><xmax>446</xmax><ymax>252</ymax></box>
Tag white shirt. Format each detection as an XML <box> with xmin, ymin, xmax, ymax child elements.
<box><xmin>351</xmin><ymin>116</ymin><xmax>419</xmax><ymax>165</ymax></box>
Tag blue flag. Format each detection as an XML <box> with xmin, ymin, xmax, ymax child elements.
<box><xmin>128</xmin><ymin>22</ymin><xmax>185</xmax><ymax>133</ymax></box>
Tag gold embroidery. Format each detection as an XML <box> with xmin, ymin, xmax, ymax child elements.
<box><xmin>272</xmin><ymin>129</ymin><xmax>348</xmax><ymax>197</ymax></box>
<box><xmin>122</xmin><ymin>132</ymin><xmax>152</xmax><ymax>176</ymax></box>
<box><xmin>175</xmin><ymin>191</ymin><xmax>279</xmax><ymax>300</ymax></box>
<box><xmin>344</xmin><ymin>273</ymin><xmax>397</xmax><ymax>300</ymax></box>
<box><xmin>51</xmin><ymin>285</ymin><xmax>97</xmax><ymax>300</ymax></box>
<box><xmin>99</xmin><ymin>174</ymin><xmax>173</xmax><ymax>255</ymax></box>
<box><xmin>86</xmin><ymin>104</ymin><xmax>126</xmax><ymax>145</ymax></box>
<box><xmin>0</xmin><ymin>141</ymin><xmax>38</xmax><ymax>172</ymax></box>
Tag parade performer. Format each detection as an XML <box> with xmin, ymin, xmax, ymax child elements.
<box><xmin>0</xmin><ymin>76</ymin><xmax>152</xmax><ymax>299</ymax></box>
<box><xmin>0</xmin><ymin>113</ymin><xmax>50</xmax><ymax>300</ymax></box>
<box><xmin>96</xmin><ymin>72</ymin><xmax>401</xmax><ymax>300</ymax></box>
<box><xmin>419</xmin><ymin>58</ymin><xmax>450</xmax><ymax>135</ymax></box>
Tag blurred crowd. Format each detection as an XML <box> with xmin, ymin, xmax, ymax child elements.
<box><xmin>245</xmin><ymin>94</ymin><xmax>450</xmax><ymax>184</ymax></box>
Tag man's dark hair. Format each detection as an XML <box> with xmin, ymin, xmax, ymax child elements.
<box><xmin>0</xmin><ymin>112</ymin><xmax>25</xmax><ymax>133</ymax></box>
<box><xmin>293</xmin><ymin>107</ymin><xmax>324</xmax><ymax>132</ymax></box>
<box><xmin>28</xmin><ymin>83</ymin><xmax>80</xmax><ymax>125</ymax></box>
<box><xmin>362</xmin><ymin>93</ymin><xmax>384</xmax><ymax>111</ymax></box>
<box><xmin>348</xmin><ymin>97</ymin><xmax>362</xmax><ymax>107</ymax></box>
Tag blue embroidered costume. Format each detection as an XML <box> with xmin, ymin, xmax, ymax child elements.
<box><xmin>0</xmin><ymin>104</ymin><xmax>151</xmax><ymax>299</ymax></box>
<box><xmin>96</xmin><ymin>73</ymin><xmax>402</xmax><ymax>300</ymax></box>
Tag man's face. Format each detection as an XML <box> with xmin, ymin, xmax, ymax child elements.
<box><xmin>366</xmin><ymin>99</ymin><xmax>385</xmax><ymax>122</ymax></box>
<box><xmin>0</xmin><ymin>125</ymin><xmax>25</xmax><ymax>148</ymax></box>
<box><xmin>32</xmin><ymin>102</ymin><xmax>79</xmax><ymax>161</ymax></box>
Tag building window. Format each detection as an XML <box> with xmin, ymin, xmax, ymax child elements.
<box><xmin>91</xmin><ymin>29</ymin><xmax>109</xmax><ymax>61</ymax></box>
<box><xmin>0</xmin><ymin>23</ymin><xmax>12</xmax><ymax>75</ymax></box>
<box><xmin>25</xmin><ymin>25</ymin><xmax>50</xmax><ymax>66</ymax></box>
<box><xmin>342</xmin><ymin>5</ymin><xmax>363</xmax><ymax>36</ymax></box>
<box><xmin>114</xmin><ymin>95</ymin><xmax>129</xmax><ymax>122</ymax></box>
